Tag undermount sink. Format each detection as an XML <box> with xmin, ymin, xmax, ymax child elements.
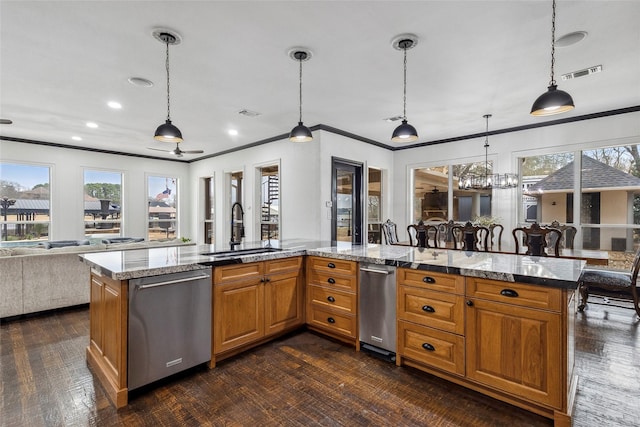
<box><xmin>201</xmin><ymin>247</ymin><xmax>282</xmax><ymax>257</ymax></box>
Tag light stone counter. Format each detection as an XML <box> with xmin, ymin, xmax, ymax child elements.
<box><xmin>81</xmin><ymin>241</ymin><xmax>584</xmax><ymax>289</ymax></box>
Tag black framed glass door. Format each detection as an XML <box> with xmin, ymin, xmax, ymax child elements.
<box><xmin>332</xmin><ymin>157</ymin><xmax>363</xmax><ymax>245</ymax></box>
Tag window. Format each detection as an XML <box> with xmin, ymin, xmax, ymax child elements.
<box><xmin>258</xmin><ymin>165</ymin><xmax>279</xmax><ymax>242</ymax></box>
<box><xmin>84</xmin><ymin>170</ymin><xmax>122</xmax><ymax>239</ymax></box>
<box><xmin>412</xmin><ymin>166</ymin><xmax>449</xmax><ymax>223</ymax></box>
<box><xmin>0</xmin><ymin>162</ymin><xmax>50</xmax><ymax>245</ymax></box>
<box><xmin>229</xmin><ymin>171</ymin><xmax>243</xmax><ymax>243</ymax></box>
<box><xmin>367</xmin><ymin>168</ymin><xmax>383</xmax><ymax>243</ymax></box>
<box><xmin>202</xmin><ymin>177</ymin><xmax>215</xmax><ymax>244</ymax></box>
<box><xmin>148</xmin><ymin>176</ymin><xmax>177</xmax><ymax>241</ymax></box>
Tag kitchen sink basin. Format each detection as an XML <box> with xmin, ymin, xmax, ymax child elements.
<box><xmin>201</xmin><ymin>247</ymin><xmax>282</xmax><ymax>257</ymax></box>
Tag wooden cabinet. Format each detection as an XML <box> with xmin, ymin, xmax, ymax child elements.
<box><xmin>306</xmin><ymin>256</ymin><xmax>358</xmax><ymax>344</ymax></box>
<box><xmin>397</xmin><ymin>269</ymin><xmax>575</xmax><ymax>426</ymax></box>
<box><xmin>86</xmin><ymin>270</ymin><xmax>128</xmax><ymax>408</ymax></box>
<box><xmin>213</xmin><ymin>257</ymin><xmax>303</xmax><ymax>361</ymax></box>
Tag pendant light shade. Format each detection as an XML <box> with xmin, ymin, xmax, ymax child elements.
<box><xmin>288</xmin><ymin>49</ymin><xmax>313</xmax><ymax>142</ymax></box>
<box><xmin>391</xmin><ymin>34</ymin><xmax>418</xmax><ymax>143</ymax></box>
<box><xmin>530</xmin><ymin>0</ymin><xmax>575</xmax><ymax>116</ymax></box>
<box><xmin>153</xmin><ymin>30</ymin><xmax>183</xmax><ymax>143</ymax></box>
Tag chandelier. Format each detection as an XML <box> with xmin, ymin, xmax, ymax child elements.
<box><xmin>458</xmin><ymin>115</ymin><xmax>518</xmax><ymax>190</ymax></box>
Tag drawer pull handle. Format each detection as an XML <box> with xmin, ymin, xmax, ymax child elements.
<box><xmin>327</xmin><ymin>296</ymin><xmax>336</xmax><ymax>303</ymax></box>
<box><xmin>422</xmin><ymin>276</ymin><xmax>435</xmax><ymax>284</ymax></box>
<box><xmin>500</xmin><ymin>289</ymin><xmax>519</xmax><ymax>298</ymax></box>
<box><xmin>327</xmin><ymin>317</ymin><xmax>336</xmax><ymax>324</ymax></box>
<box><xmin>328</xmin><ymin>278</ymin><xmax>336</xmax><ymax>284</ymax></box>
<box><xmin>466</xmin><ymin>300</ymin><xmax>474</xmax><ymax>307</ymax></box>
<box><xmin>421</xmin><ymin>305</ymin><xmax>435</xmax><ymax>313</ymax></box>
<box><xmin>328</xmin><ymin>262</ymin><xmax>336</xmax><ymax>269</ymax></box>
<box><xmin>422</xmin><ymin>343</ymin><xmax>435</xmax><ymax>351</ymax></box>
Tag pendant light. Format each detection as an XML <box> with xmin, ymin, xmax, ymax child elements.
<box><xmin>530</xmin><ymin>0</ymin><xmax>575</xmax><ymax>116</ymax></box>
<box><xmin>288</xmin><ymin>48</ymin><xmax>313</xmax><ymax>142</ymax></box>
<box><xmin>153</xmin><ymin>30</ymin><xmax>183</xmax><ymax>143</ymax></box>
<box><xmin>391</xmin><ymin>34</ymin><xmax>418</xmax><ymax>142</ymax></box>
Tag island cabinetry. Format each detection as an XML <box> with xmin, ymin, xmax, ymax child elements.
<box><xmin>465</xmin><ymin>278</ymin><xmax>565</xmax><ymax>410</ymax></box>
<box><xmin>213</xmin><ymin>256</ymin><xmax>303</xmax><ymax>362</ymax></box>
<box><xmin>396</xmin><ymin>269</ymin><xmax>465</xmax><ymax>375</ymax></box>
<box><xmin>86</xmin><ymin>269</ymin><xmax>128</xmax><ymax>408</ymax></box>
<box><xmin>306</xmin><ymin>256</ymin><xmax>358</xmax><ymax>345</ymax></box>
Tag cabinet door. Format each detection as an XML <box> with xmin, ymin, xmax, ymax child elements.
<box><xmin>102</xmin><ymin>279</ymin><xmax>125</xmax><ymax>380</ymax></box>
<box><xmin>89</xmin><ymin>275</ymin><xmax>104</xmax><ymax>353</ymax></box>
<box><xmin>264</xmin><ymin>270</ymin><xmax>303</xmax><ymax>335</ymax></box>
<box><xmin>466</xmin><ymin>298</ymin><xmax>563</xmax><ymax>409</ymax></box>
<box><xmin>214</xmin><ymin>279</ymin><xmax>264</xmax><ymax>354</ymax></box>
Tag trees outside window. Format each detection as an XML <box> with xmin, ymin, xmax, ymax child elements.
<box><xmin>84</xmin><ymin>170</ymin><xmax>122</xmax><ymax>239</ymax></box>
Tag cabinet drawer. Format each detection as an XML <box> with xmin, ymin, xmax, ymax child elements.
<box><xmin>466</xmin><ymin>277</ymin><xmax>562</xmax><ymax>312</ymax></box>
<box><xmin>307</xmin><ymin>256</ymin><xmax>358</xmax><ymax>276</ymax></box>
<box><xmin>265</xmin><ymin>256</ymin><xmax>302</xmax><ymax>275</ymax></box>
<box><xmin>308</xmin><ymin>271</ymin><xmax>357</xmax><ymax>292</ymax></box>
<box><xmin>307</xmin><ymin>306</ymin><xmax>356</xmax><ymax>338</ymax></box>
<box><xmin>397</xmin><ymin>268</ymin><xmax>464</xmax><ymax>295</ymax></box>
<box><xmin>308</xmin><ymin>284</ymin><xmax>357</xmax><ymax>314</ymax></box>
<box><xmin>214</xmin><ymin>263</ymin><xmax>263</xmax><ymax>284</ymax></box>
<box><xmin>398</xmin><ymin>320</ymin><xmax>465</xmax><ymax>376</ymax></box>
<box><xmin>398</xmin><ymin>286</ymin><xmax>464</xmax><ymax>334</ymax></box>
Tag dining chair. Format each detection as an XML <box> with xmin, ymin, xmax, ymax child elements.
<box><xmin>407</xmin><ymin>221</ymin><xmax>439</xmax><ymax>248</ymax></box>
<box><xmin>547</xmin><ymin>220</ymin><xmax>577</xmax><ymax>250</ymax></box>
<box><xmin>512</xmin><ymin>222</ymin><xmax>562</xmax><ymax>256</ymax></box>
<box><xmin>451</xmin><ymin>221</ymin><xmax>489</xmax><ymax>251</ymax></box>
<box><xmin>578</xmin><ymin>245</ymin><xmax>640</xmax><ymax>317</ymax></box>
<box><xmin>381</xmin><ymin>219</ymin><xmax>400</xmax><ymax>245</ymax></box>
<box><xmin>488</xmin><ymin>223</ymin><xmax>504</xmax><ymax>251</ymax></box>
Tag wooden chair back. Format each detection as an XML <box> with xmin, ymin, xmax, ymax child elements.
<box><xmin>381</xmin><ymin>219</ymin><xmax>400</xmax><ymax>245</ymax></box>
<box><xmin>451</xmin><ymin>221</ymin><xmax>489</xmax><ymax>251</ymax></box>
<box><xmin>512</xmin><ymin>222</ymin><xmax>562</xmax><ymax>256</ymax></box>
<box><xmin>407</xmin><ymin>221</ymin><xmax>439</xmax><ymax>248</ymax></box>
<box><xmin>488</xmin><ymin>223</ymin><xmax>504</xmax><ymax>251</ymax></box>
<box><xmin>546</xmin><ymin>220</ymin><xmax>577</xmax><ymax>249</ymax></box>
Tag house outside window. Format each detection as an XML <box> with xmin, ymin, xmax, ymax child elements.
<box><xmin>148</xmin><ymin>176</ymin><xmax>178</xmax><ymax>241</ymax></box>
<box><xmin>84</xmin><ymin>170</ymin><xmax>122</xmax><ymax>239</ymax></box>
<box><xmin>0</xmin><ymin>162</ymin><xmax>50</xmax><ymax>245</ymax></box>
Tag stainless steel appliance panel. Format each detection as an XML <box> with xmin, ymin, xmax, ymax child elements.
<box><xmin>359</xmin><ymin>264</ymin><xmax>396</xmax><ymax>358</ymax></box>
<box><xmin>128</xmin><ymin>268</ymin><xmax>212</xmax><ymax>390</ymax></box>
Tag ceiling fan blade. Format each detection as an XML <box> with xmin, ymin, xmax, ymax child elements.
<box><xmin>147</xmin><ymin>147</ymin><xmax>171</xmax><ymax>152</ymax></box>
<box><xmin>180</xmin><ymin>150</ymin><xmax>204</xmax><ymax>154</ymax></box>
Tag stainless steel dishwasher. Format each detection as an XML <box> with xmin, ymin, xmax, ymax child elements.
<box><xmin>359</xmin><ymin>263</ymin><xmax>396</xmax><ymax>362</ymax></box>
<box><xmin>128</xmin><ymin>268</ymin><xmax>212</xmax><ymax>391</ymax></box>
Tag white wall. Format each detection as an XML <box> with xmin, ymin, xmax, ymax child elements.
<box><xmin>392</xmin><ymin>111</ymin><xmax>640</xmax><ymax>237</ymax></box>
<box><xmin>1</xmin><ymin>140</ymin><xmax>191</xmax><ymax>241</ymax></box>
<box><xmin>188</xmin><ymin>129</ymin><xmax>394</xmax><ymax>245</ymax></box>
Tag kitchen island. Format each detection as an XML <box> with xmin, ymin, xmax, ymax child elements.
<box><xmin>81</xmin><ymin>241</ymin><xmax>583</xmax><ymax>426</ymax></box>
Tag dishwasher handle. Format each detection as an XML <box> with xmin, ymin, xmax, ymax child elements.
<box><xmin>360</xmin><ymin>267</ymin><xmax>393</xmax><ymax>275</ymax></box>
<box><xmin>135</xmin><ymin>274</ymin><xmax>211</xmax><ymax>291</ymax></box>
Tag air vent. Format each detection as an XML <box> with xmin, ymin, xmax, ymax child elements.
<box><xmin>561</xmin><ymin>65</ymin><xmax>602</xmax><ymax>81</ymax></box>
<box><xmin>238</xmin><ymin>109</ymin><xmax>261</xmax><ymax>117</ymax></box>
<box><xmin>384</xmin><ymin>115</ymin><xmax>404</xmax><ymax>122</ymax></box>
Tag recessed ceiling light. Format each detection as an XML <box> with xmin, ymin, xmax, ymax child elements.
<box><xmin>128</xmin><ymin>77</ymin><xmax>154</xmax><ymax>87</ymax></box>
<box><xmin>107</xmin><ymin>101</ymin><xmax>122</xmax><ymax>109</ymax></box>
<box><xmin>228</xmin><ymin>129</ymin><xmax>238</xmax><ymax>136</ymax></box>
<box><xmin>86</xmin><ymin>122</ymin><xmax>98</xmax><ymax>128</ymax></box>
<box><xmin>556</xmin><ymin>31</ymin><xmax>588</xmax><ymax>48</ymax></box>
<box><xmin>72</xmin><ymin>136</ymin><xmax>82</xmax><ymax>141</ymax></box>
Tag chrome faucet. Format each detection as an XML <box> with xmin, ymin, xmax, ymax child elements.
<box><xmin>230</xmin><ymin>202</ymin><xmax>245</xmax><ymax>249</ymax></box>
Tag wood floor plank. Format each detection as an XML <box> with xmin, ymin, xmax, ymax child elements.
<box><xmin>1</xmin><ymin>298</ymin><xmax>639</xmax><ymax>426</ymax></box>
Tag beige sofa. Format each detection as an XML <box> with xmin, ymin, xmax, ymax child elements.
<box><xmin>0</xmin><ymin>239</ymin><xmax>192</xmax><ymax>319</ymax></box>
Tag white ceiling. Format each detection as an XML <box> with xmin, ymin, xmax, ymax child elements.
<box><xmin>1</xmin><ymin>1</ymin><xmax>639</xmax><ymax>161</ymax></box>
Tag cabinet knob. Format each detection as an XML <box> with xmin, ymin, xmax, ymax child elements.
<box><xmin>422</xmin><ymin>343</ymin><xmax>435</xmax><ymax>351</ymax></box>
<box><xmin>328</xmin><ymin>262</ymin><xmax>336</xmax><ymax>269</ymax></box>
<box><xmin>327</xmin><ymin>317</ymin><xmax>336</xmax><ymax>324</ymax></box>
<box><xmin>327</xmin><ymin>296</ymin><xmax>336</xmax><ymax>303</ymax></box>
<box><xmin>500</xmin><ymin>289</ymin><xmax>519</xmax><ymax>298</ymax></box>
<box><xmin>421</xmin><ymin>305</ymin><xmax>435</xmax><ymax>313</ymax></box>
<box><xmin>466</xmin><ymin>300</ymin><xmax>474</xmax><ymax>307</ymax></box>
<box><xmin>422</xmin><ymin>276</ymin><xmax>435</xmax><ymax>284</ymax></box>
<box><xmin>327</xmin><ymin>278</ymin><xmax>336</xmax><ymax>284</ymax></box>
<box><xmin>264</xmin><ymin>277</ymin><xmax>270</xmax><ymax>283</ymax></box>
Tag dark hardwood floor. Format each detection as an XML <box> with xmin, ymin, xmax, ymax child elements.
<box><xmin>1</xmin><ymin>297</ymin><xmax>638</xmax><ymax>427</ymax></box>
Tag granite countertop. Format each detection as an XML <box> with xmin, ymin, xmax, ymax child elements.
<box><xmin>80</xmin><ymin>240</ymin><xmax>585</xmax><ymax>289</ymax></box>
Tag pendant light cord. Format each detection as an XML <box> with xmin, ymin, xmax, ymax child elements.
<box><xmin>165</xmin><ymin>39</ymin><xmax>171</xmax><ymax>121</ymax></box>
<box><xmin>484</xmin><ymin>115</ymin><xmax>490</xmax><ymax>184</ymax></box>
<box><xmin>298</xmin><ymin>58</ymin><xmax>303</xmax><ymax>123</ymax></box>
<box><xmin>402</xmin><ymin>47</ymin><xmax>408</xmax><ymax>120</ymax></box>
<box><xmin>549</xmin><ymin>0</ymin><xmax>557</xmax><ymax>86</ymax></box>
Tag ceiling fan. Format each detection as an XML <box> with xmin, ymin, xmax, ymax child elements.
<box><xmin>148</xmin><ymin>143</ymin><xmax>204</xmax><ymax>158</ymax></box>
